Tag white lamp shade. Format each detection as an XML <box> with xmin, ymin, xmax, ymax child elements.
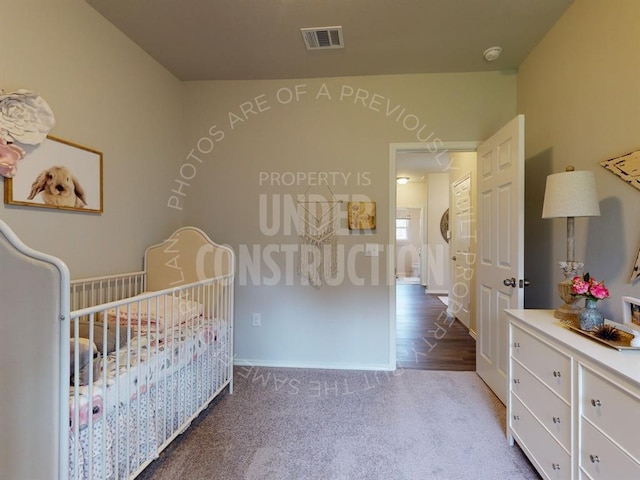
<box><xmin>542</xmin><ymin>170</ymin><xmax>600</xmax><ymax>218</ymax></box>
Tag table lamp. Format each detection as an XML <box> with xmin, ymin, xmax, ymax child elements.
<box><xmin>542</xmin><ymin>166</ymin><xmax>600</xmax><ymax>322</ymax></box>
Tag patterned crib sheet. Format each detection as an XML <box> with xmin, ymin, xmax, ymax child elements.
<box><xmin>68</xmin><ymin>321</ymin><xmax>230</xmax><ymax>480</ymax></box>
<box><xmin>69</xmin><ymin>316</ymin><xmax>224</xmax><ymax>431</ymax></box>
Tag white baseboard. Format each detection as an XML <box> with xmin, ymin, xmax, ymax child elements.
<box><xmin>233</xmin><ymin>358</ymin><xmax>394</xmax><ymax>371</ymax></box>
<box><xmin>426</xmin><ymin>288</ymin><xmax>448</xmax><ymax>295</ymax></box>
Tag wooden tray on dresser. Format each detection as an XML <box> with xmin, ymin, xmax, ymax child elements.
<box><xmin>567</xmin><ymin>325</ymin><xmax>640</xmax><ymax>351</ymax></box>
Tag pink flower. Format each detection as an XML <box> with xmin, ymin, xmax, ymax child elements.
<box><xmin>571</xmin><ymin>273</ymin><xmax>610</xmax><ymax>302</ymax></box>
<box><xmin>589</xmin><ymin>281</ymin><xmax>610</xmax><ymax>300</ymax></box>
<box><xmin>571</xmin><ymin>276</ymin><xmax>590</xmax><ymax>295</ymax></box>
<box><xmin>0</xmin><ymin>138</ymin><xmax>25</xmax><ymax>178</ymax></box>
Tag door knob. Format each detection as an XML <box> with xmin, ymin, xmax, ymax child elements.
<box><xmin>519</xmin><ymin>279</ymin><xmax>531</xmax><ymax>288</ymax></box>
<box><xmin>503</xmin><ymin>277</ymin><xmax>517</xmax><ymax>287</ymax></box>
<box><xmin>451</xmin><ymin>256</ymin><xmax>457</xmax><ymax>261</ymax></box>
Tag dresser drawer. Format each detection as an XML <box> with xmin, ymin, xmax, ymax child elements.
<box><xmin>511</xmin><ymin>395</ymin><xmax>571</xmax><ymax>480</ymax></box>
<box><xmin>512</xmin><ymin>325</ymin><xmax>571</xmax><ymax>402</ymax></box>
<box><xmin>580</xmin><ymin>418</ymin><xmax>640</xmax><ymax>479</ymax></box>
<box><xmin>511</xmin><ymin>360</ymin><xmax>571</xmax><ymax>450</ymax></box>
<box><xmin>581</xmin><ymin>366</ymin><xmax>640</xmax><ymax>463</ymax></box>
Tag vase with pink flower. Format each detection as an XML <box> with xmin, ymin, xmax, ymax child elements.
<box><xmin>571</xmin><ymin>273</ymin><xmax>610</xmax><ymax>331</ymax></box>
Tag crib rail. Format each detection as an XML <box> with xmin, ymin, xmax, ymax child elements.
<box><xmin>70</xmin><ymin>272</ymin><xmax>146</xmax><ymax>311</ymax></box>
<box><xmin>68</xmin><ymin>273</ymin><xmax>233</xmax><ymax>480</ymax></box>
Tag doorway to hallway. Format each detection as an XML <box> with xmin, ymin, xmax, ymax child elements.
<box><xmin>395</xmin><ymin>284</ymin><xmax>475</xmax><ymax>370</ymax></box>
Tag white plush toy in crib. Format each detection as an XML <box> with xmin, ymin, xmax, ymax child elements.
<box><xmin>70</xmin><ymin>338</ymin><xmax>101</xmax><ymax>386</ymax></box>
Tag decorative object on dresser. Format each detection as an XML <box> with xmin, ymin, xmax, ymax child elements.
<box><xmin>622</xmin><ymin>296</ymin><xmax>640</xmax><ymax>327</ymax></box>
<box><xmin>507</xmin><ymin>309</ymin><xmax>640</xmax><ymax>479</ymax></box>
<box><xmin>542</xmin><ymin>166</ymin><xmax>601</xmax><ymax>325</ymax></box>
<box><xmin>621</xmin><ymin>296</ymin><xmax>640</xmax><ymax>347</ymax></box>
<box><xmin>570</xmin><ymin>272</ymin><xmax>609</xmax><ymax>331</ymax></box>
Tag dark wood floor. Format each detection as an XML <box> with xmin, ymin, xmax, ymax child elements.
<box><xmin>396</xmin><ymin>284</ymin><xmax>476</xmax><ymax>371</ymax></box>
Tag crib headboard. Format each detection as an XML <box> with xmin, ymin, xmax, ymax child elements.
<box><xmin>144</xmin><ymin>226</ymin><xmax>234</xmax><ymax>291</ymax></box>
<box><xmin>0</xmin><ymin>220</ymin><xmax>70</xmax><ymax>480</ymax></box>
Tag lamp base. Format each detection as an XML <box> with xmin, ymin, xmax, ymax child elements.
<box><xmin>555</xmin><ymin>262</ymin><xmax>583</xmax><ymax>328</ymax></box>
<box><xmin>554</xmin><ymin>303</ymin><xmax>580</xmax><ymax>327</ymax></box>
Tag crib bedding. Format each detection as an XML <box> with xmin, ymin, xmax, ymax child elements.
<box><xmin>70</xmin><ymin>315</ymin><xmax>225</xmax><ymax>430</ymax></box>
<box><xmin>69</xmin><ymin>316</ymin><xmax>230</xmax><ymax>480</ymax></box>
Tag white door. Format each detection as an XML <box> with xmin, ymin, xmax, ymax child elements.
<box><xmin>449</xmin><ymin>175</ymin><xmax>472</xmax><ymax>330</ymax></box>
<box><xmin>476</xmin><ymin>115</ymin><xmax>525</xmax><ymax>405</ymax></box>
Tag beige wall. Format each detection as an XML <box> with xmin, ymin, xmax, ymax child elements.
<box><xmin>0</xmin><ymin>0</ymin><xmax>184</xmax><ymax>277</ymax></box>
<box><xmin>519</xmin><ymin>0</ymin><xmax>640</xmax><ymax>321</ymax></box>
<box><xmin>182</xmin><ymin>73</ymin><xmax>516</xmax><ymax>368</ymax></box>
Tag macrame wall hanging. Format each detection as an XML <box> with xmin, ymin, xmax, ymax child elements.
<box><xmin>297</xmin><ymin>187</ymin><xmax>341</xmax><ymax>288</ymax></box>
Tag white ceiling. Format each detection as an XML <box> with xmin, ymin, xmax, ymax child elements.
<box><xmin>86</xmin><ymin>0</ymin><xmax>573</xmax><ymax>81</ymax></box>
<box><xmin>396</xmin><ymin>151</ymin><xmax>452</xmax><ymax>184</ymax></box>
<box><xmin>85</xmin><ymin>0</ymin><xmax>573</xmax><ymax>179</ymax></box>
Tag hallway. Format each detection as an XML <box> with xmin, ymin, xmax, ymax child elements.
<box><xmin>396</xmin><ymin>284</ymin><xmax>476</xmax><ymax>371</ymax></box>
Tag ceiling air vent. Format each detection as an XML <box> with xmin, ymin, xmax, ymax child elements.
<box><xmin>301</xmin><ymin>26</ymin><xmax>344</xmax><ymax>50</ymax></box>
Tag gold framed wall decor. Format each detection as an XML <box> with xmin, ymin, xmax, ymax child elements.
<box><xmin>4</xmin><ymin>135</ymin><xmax>103</xmax><ymax>213</ymax></box>
<box><xmin>348</xmin><ymin>201</ymin><xmax>376</xmax><ymax>230</ymax></box>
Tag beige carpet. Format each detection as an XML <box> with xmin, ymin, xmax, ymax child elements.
<box><xmin>138</xmin><ymin>367</ymin><xmax>540</xmax><ymax>480</ymax></box>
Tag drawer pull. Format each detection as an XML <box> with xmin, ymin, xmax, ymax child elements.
<box><xmin>591</xmin><ymin>399</ymin><xmax>602</xmax><ymax>407</ymax></box>
<box><xmin>552</xmin><ymin>463</ymin><xmax>561</xmax><ymax>470</ymax></box>
<box><xmin>512</xmin><ymin>415</ymin><xmax>520</xmax><ymax>421</ymax></box>
<box><xmin>590</xmin><ymin>455</ymin><xmax>600</xmax><ymax>463</ymax></box>
<box><xmin>553</xmin><ymin>370</ymin><xmax>562</xmax><ymax>378</ymax></box>
<box><xmin>513</xmin><ymin>378</ymin><xmax>520</xmax><ymax>384</ymax></box>
<box><xmin>552</xmin><ymin>416</ymin><xmax>561</xmax><ymax>424</ymax></box>
<box><xmin>513</xmin><ymin>342</ymin><xmax>520</xmax><ymax>348</ymax></box>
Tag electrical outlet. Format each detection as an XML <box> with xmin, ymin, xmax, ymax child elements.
<box><xmin>252</xmin><ymin>313</ymin><xmax>261</xmax><ymax>327</ymax></box>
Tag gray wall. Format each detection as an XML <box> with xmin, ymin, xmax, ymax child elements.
<box><xmin>519</xmin><ymin>0</ymin><xmax>640</xmax><ymax>322</ymax></box>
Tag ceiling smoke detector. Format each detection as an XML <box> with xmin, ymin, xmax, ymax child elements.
<box><xmin>301</xmin><ymin>26</ymin><xmax>344</xmax><ymax>50</ymax></box>
<box><xmin>483</xmin><ymin>46</ymin><xmax>503</xmax><ymax>62</ymax></box>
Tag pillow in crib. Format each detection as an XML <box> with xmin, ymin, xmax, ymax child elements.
<box><xmin>73</xmin><ymin>319</ymin><xmax>128</xmax><ymax>354</ymax></box>
<box><xmin>105</xmin><ymin>293</ymin><xmax>205</xmax><ymax>333</ymax></box>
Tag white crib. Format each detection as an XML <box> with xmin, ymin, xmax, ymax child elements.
<box><xmin>0</xmin><ymin>222</ymin><xmax>234</xmax><ymax>480</ymax></box>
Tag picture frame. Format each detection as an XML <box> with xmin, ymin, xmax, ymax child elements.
<box><xmin>621</xmin><ymin>296</ymin><xmax>640</xmax><ymax>328</ymax></box>
<box><xmin>4</xmin><ymin>135</ymin><xmax>103</xmax><ymax>213</ymax></box>
<box><xmin>348</xmin><ymin>201</ymin><xmax>376</xmax><ymax>230</ymax></box>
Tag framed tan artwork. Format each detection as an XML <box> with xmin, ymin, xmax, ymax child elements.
<box><xmin>348</xmin><ymin>201</ymin><xmax>376</xmax><ymax>230</ymax></box>
<box><xmin>4</xmin><ymin>135</ymin><xmax>103</xmax><ymax>213</ymax></box>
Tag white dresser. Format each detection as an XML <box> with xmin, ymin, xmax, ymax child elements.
<box><xmin>506</xmin><ymin>309</ymin><xmax>640</xmax><ymax>480</ymax></box>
